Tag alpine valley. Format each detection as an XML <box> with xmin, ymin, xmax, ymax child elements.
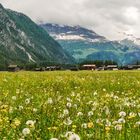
<box><xmin>1</xmin><ymin>2</ymin><xmax>140</xmax><ymax>68</ymax></box>
<box><xmin>0</xmin><ymin>4</ymin><xmax>73</xmax><ymax>69</ymax></box>
<box><xmin>41</xmin><ymin>23</ymin><xmax>140</xmax><ymax>65</ymax></box>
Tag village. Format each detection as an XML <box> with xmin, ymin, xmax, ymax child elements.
<box><xmin>7</xmin><ymin>64</ymin><xmax>140</xmax><ymax>72</ymax></box>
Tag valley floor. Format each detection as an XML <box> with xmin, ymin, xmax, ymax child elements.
<box><xmin>0</xmin><ymin>71</ymin><xmax>140</xmax><ymax>140</ymax></box>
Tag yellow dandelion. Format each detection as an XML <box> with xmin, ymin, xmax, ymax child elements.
<box><xmin>88</xmin><ymin>122</ymin><xmax>94</xmax><ymax>128</ymax></box>
<box><xmin>14</xmin><ymin>118</ymin><xmax>21</xmax><ymax>126</ymax></box>
<box><xmin>72</xmin><ymin>125</ymin><xmax>77</xmax><ymax>128</ymax></box>
<box><xmin>105</xmin><ymin>126</ymin><xmax>110</xmax><ymax>132</ymax></box>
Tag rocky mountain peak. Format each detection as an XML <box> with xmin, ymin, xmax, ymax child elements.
<box><xmin>0</xmin><ymin>3</ymin><xmax>4</xmax><ymax>9</ymax></box>
<box><xmin>41</xmin><ymin>23</ymin><xmax>107</xmax><ymax>42</ymax></box>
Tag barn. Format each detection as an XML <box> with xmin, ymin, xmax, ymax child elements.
<box><xmin>106</xmin><ymin>65</ymin><xmax>118</xmax><ymax>70</ymax></box>
<box><xmin>8</xmin><ymin>65</ymin><xmax>20</xmax><ymax>72</ymax></box>
<box><xmin>81</xmin><ymin>64</ymin><xmax>96</xmax><ymax>70</ymax></box>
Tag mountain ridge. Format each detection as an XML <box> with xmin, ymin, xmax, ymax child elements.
<box><xmin>40</xmin><ymin>23</ymin><xmax>140</xmax><ymax>65</ymax></box>
<box><xmin>0</xmin><ymin>4</ymin><xmax>73</xmax><ymax>69</ymax></box>
<box><xmin>41</xmin><ymin>23</ymin><xmax>107</xmax><ymax>42</ymax></box>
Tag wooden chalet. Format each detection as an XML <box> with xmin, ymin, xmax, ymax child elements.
<box><xmin>105</xmin><ymin>65</ymin><xmax>118</xmax><ymax>70</ymax></box>
<box><xmin>46</xmin><ymin>66</ymin><xmax>61</xmax><ymax>71</ymax></box>
<box><xmin>96</xmin><ymin>66</ymin><xmax>105</xmax><ymax>71</ymax></box>
<box><xmin>123</xmin><ymin>65</ymin><xmax>140</xmax><ymax>70</ymax></box>
<box><xmin>81</xmin><ymin>64</ymin><xmax>96</xmax><ymax>70</ymax></box>
<box><xmin>70</xmin><ymin>66</ymin><xmax>79</xmax><ymax>71</ymax></box>
<box><xmin>35</xmin><ymin>67</ymin><xmax>45</xmax><ymax>71</ymax></box>
<box><xmin>8</xmin><ymin>65</ymin><xmax>20</xmax><ymax>72</ymax></box>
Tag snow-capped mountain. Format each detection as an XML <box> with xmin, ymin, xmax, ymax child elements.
<box><xmin>40</xmin><ymin>23</ymin><xmax>140</xmax><ymax>65</ymax></box>
<box><xmin>120</xmin><ymin>37</ymin><xmax>140</xmax><ymax>48</ymax></box>
<box><xmin>118</xmin><ymin>32</ymin><xmax>140</xmax><ymax>46</ymax></box>
<box><xmin>127</xmin><ymin>36</ymin><xmax>140</xmax><ymax>46</ymax></box>
<box><xmin>41</xmin><ymin>23</ymin><xmax>107</xmax><ymax>42</ymax></box>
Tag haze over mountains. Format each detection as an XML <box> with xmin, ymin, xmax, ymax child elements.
<box><xmin>41</xmin><ymin>23</ymin><xmax>140</xmax><ymax>65</ymax></box>
<box><xmin>0</xmin><ymin>4</ymin><xmax>73</xmax><ymax>69</ymax></box>
<box><xmin>0</xmin><ymin>3</ymin><xmax>140</xmax><ymax>68</ymax></box>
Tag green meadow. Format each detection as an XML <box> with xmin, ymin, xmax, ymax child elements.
<box><xmin>0</xmin><ymin>71</ymin><xmax>140</xmax><ymax>140</ymax></box>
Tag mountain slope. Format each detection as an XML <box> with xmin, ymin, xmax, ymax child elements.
<box><xmin>0</xmin><ymin>4</ymin><xmax>73</xmax><ymax>68</ymax></box>
<box><xmin>42</xmin><ymin>23</ymin><xmax>106</xmax><ymax>42</ymax></box>
<box><xmin>41</xmin><ymin>23</ymin><xmax>140</xmax><ymax>65</ymax></box>
<box><xmin>118</xmin><ymin>38</ymin><xmax>140</xmax><ymax>65</ymax></box>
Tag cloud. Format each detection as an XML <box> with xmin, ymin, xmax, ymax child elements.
<box><xmin>1</xmin><ymin>0</ymin><xmax>140</xmax><ymax>40</ymax></box>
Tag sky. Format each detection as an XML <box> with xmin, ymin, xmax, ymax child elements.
<box><xmin>1</xmin><ymin>0</ymin><xmax>140</xmax><ymax>40</ymax></box>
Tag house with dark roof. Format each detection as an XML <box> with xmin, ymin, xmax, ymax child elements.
<box><xmin>81</xmin><ymin>64</ymin><xmax>96</xmax><ymax>70</ymax></box>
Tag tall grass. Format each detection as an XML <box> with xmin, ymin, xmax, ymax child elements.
<box><xmin>0</xmin><ymin>71</ymin><xmax>140</xmax><ymax>140</ymax></box>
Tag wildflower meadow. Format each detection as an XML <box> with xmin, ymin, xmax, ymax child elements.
<box><xmin>0</xmin><ymin>71</ymin><xmax>140</xmax><ymax>140</ymax></box>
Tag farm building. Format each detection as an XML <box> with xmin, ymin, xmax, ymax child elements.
<box><xmin>8</xmin><ymin>65</ymin><xmax>20</xmax><ymax>72</ymax></box>
<box><xmin>46</xmin><ymin>66</ymin><xmax>61</xmax><ymax>71</ymax></box>
<box><xmin>69</xmin><ymin>66</ymin><xmax>79</xmax><ymax>71</ymax></box>
<box><xmin>81</xmin><ymin>64</ymin><xmax>96</xmax><ymax>70</ymax></box>
<box><xmin>106</xmin><ymin>65</ymin><xmax>118</xmax><ymax>70</ymax></box>
<box><xmin>96</xmin><ymin>66</ymin><xmax>105</xmax><ymax>71</ymax></box>
<box><xmin>35</xmin><ymin>67</ymin><xmax>45</xmax><ymax>71</ymax></box>
<box><xmin>123</xmin><ymin>65</ymin><xmax>140</xmax><ymax>70</ymax></box>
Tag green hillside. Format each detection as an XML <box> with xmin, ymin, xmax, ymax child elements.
<box><xmin>0</xmin><ymin>4</ymin><xmax>73</xmax><ymax>69</ymax></box>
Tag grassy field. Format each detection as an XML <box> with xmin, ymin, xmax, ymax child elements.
<box><xmin>0</xmin><ymin>71</ymin><xmax>140</xmax><ymax>140</ymax></box>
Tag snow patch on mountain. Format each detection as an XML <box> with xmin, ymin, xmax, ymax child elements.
<box><xmin>16</xmin><ymin>44</ymin><xmax>25</xmax><ymax>51</ymax></box>
<box><xmin>118</xmin><ymin>32</ymin><xmax>140</xmax><ymax>46</ymax></box>
<box><xmin>126</xmin><ymin>37</ymin><xmax>140</xmax><ymax>46</ymax></box>
<box><xmin>16</xmin><ymin>44</ymin><xmax>35</xmax><ymax>62</ymax></box>
<box><xmin>88</xmin><ymin>38</ymin><xmax>103</xmax><ymax>43</ymax></box>
<box><xmin>40</xmin><ymin>23</ymin><xmax>107</xmax><ymax>43</ymax></box>
<box><xmin>51</xmin><ymin>33</ymin><xmax>105</xmax><ymax>43</ymax></box>
<box><xmin>26</xmin><ymin>52</ymin><xmax>35</xmax><ymax>62</ymax></box>
<box><xmin>52</xmin><ymin>34</ymin><xmax>86</xmax><ymax>40</ymax></box>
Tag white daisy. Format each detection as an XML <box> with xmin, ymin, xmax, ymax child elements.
<box><xmin>22</xmin><ymin>128</ymin><xmax>30</xmax><ymax>136</ymax></box>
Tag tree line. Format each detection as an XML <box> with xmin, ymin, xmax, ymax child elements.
<box><xmin>0</xmin><ymin>60</ymin><xmax>140</xmax><ymax>71</ymax></box>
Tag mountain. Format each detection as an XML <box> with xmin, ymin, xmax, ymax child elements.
<box><xmin>40</xmin><ymin>23</ymin><xmax>140</xmax><ymax>65</ymax></box>
<box><xmin>0</xmin><ymin>4</ymin><xmax>73</xmax><ymax>69</ymax></box>
<box><xmin>118</xmin><ymin>38</ymin><xmax>140</xmax><ymax>65</ymax></box>
<box><xmin>119</xmin><ymin>33</ymin><xmax>140</xmax><ymax>46</ymax></box>
<box><xmin>41</xmin><ymin>23</ymin><xmax>107</xmax><ymax>42</ymax></box>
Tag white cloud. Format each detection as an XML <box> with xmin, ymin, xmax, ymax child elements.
<box><xmin>123</xmin><ymin>7</ymin><xmax>139</xmax><ymax>23</ymax></box>
<box><xmin>1</xmin><ymin>0</ymin><xmax>140</xmax><ymax>40</ymax></box>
